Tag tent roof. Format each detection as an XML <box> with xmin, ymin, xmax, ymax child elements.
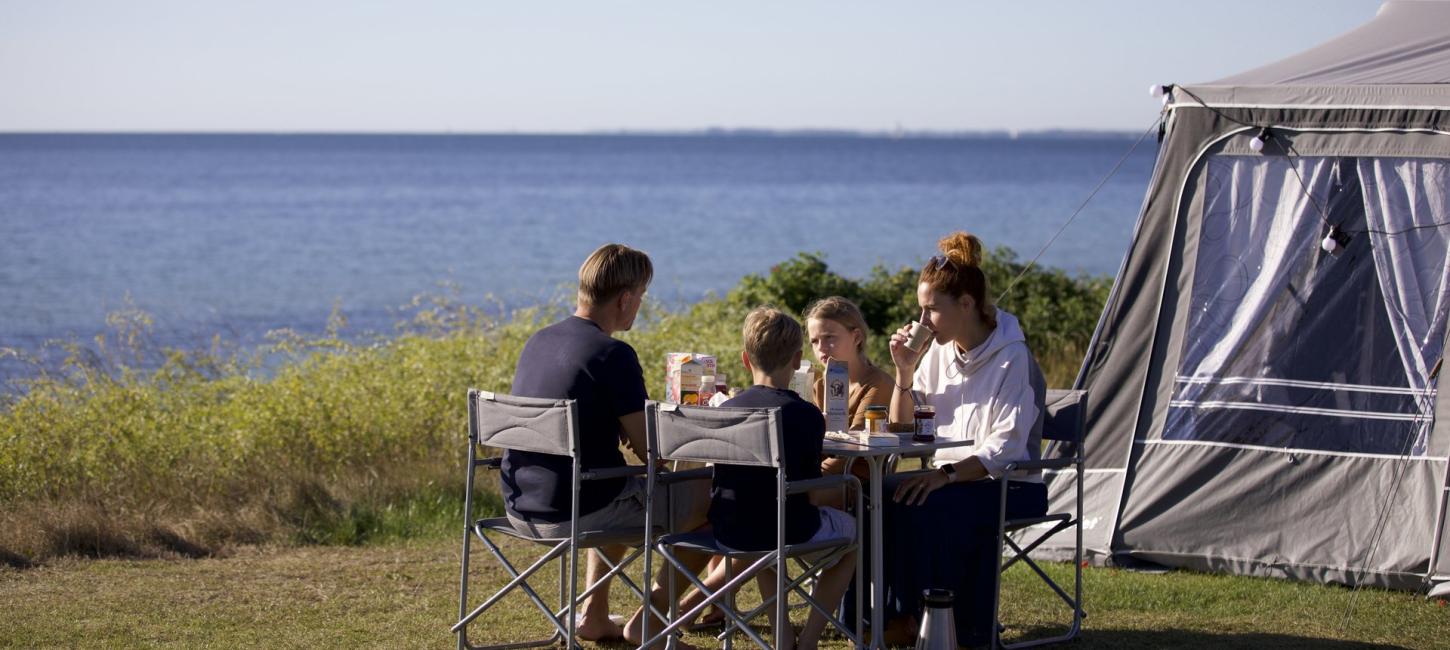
<box><xmin>1212</xmin><ymin>1</ymin><xmax>1450</xmax><ymax>85</ymax></box>
<box><xmin>1177</xmin><ymin>1</ymin><xmax>1450</xmax><ymax>108</ymax></box>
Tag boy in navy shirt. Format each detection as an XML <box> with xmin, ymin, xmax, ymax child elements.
<box><xmin>691</xmin><ymin>307</ymin><xmax>858</xmax><ymax>650</ymax></box>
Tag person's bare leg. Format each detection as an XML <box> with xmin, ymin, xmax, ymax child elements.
<box><xmin>795</xmin><ymin>549</ymin><xmax>857</xmax><ymax>650</ymax></box>
<box><xmin>674</xmin><ymin>555</ymin><xmax>730</xmax><ymax>629</ymax></box>
<box><xmin>623</xmin><ymin>547</ymin><xmax>711</xmax><ymax>649</ymax></box>
<box><xmin>576</xmin><ymin>545</ymin><xmax>626</xmax><ymax>641</ymax></box>
<box><xmin>755</xmin><ymin>569</ymin><xmax>794</xmax><ymax>650</ymax></box>
<box><xmin>623</xmin><ymin>474</ymin><xmax>715</xmax><ymax>648</ymax></box>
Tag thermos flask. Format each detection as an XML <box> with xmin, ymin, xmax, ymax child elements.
<box><xmin>914</xmin><ymin>588</ymin><xmax>957</xmax><ymax>650</ymax></box>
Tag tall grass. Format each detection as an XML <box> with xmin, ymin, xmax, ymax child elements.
<box><xmin>0</xmin><ymin>251</ymin><xmax>1109</xmax><ymax>565</ymax></box>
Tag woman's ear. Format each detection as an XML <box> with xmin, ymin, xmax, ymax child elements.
<box><xmin>851</xmin><ymin>328</ymin><xmax>865</xmax><ymax>352</ymax></box>
<box><xmin>740</xmin><ymin>350</ymin><xmax>752</xmax><ymax>373</ymax></box>
<box><xmin>958</xmin><ymin>292</ymin><xmax>976</xmax><ymax>315</ymax></box>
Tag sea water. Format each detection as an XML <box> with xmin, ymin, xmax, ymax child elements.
<box><xmin>0</xmin><ymin>133</ymin><xmax>1157</xmax><ymax>380</ymax></box>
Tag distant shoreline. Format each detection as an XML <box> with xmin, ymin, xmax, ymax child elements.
<box><xmin>0</xmin><ymin>128</ymin><xmax>1144</xmax><ymax>140</ymax></box>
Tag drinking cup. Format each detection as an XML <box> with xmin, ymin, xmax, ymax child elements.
<box><xmin>905</xmin><ymin>320</ymin><xmax>934</xmax><ymax>353</ymax></box>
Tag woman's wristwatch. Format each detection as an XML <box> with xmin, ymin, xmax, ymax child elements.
<box><xmin>939</xmin><ymin>462</ymin><xmax>958</xmax><ymax>483</ymax></box>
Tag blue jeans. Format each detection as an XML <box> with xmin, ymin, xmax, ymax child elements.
<box><xmin>881</xmin><ymin>476</ymin><xmax>1048</xmax><ymax>645</ymax></box>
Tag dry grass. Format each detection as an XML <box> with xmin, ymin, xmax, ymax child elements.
<box><xmin>2</xmin><ymin>535</ymin><xmax>1445</xmax><ymax>649</ymax></box>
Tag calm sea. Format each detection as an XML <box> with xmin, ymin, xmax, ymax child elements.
<box><xmin>0</xmin><ymin>133</ymin><xmax>1157</xmax><ymax>380</ymax></box>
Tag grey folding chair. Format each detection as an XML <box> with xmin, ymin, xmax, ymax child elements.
<box><xmin>641</xmin><ymin>401</ymin><xmax>864</xmax><ymax>650</ymax></box>
<box><xmin>453</xmin><ymin>389</ymin><xmax>655</xmax><ymax>650</ymax></box>
<box><xmin>991</xmin><ymin>388</ymin><xmax>1088</xmax><ymax>649</ymax></box>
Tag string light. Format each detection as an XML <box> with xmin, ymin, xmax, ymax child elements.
<box><xmin>1321</xmin><ymin>224</ymin><xmax>1351</xmax><ymax>254</ymax></box>
<box><xmin>1249</xmin><ymin>127</ymin><xmax>1272</xmax><ymax>153</ymax></box>
<box><xmin>1149</xmin><ymin>84</ymin><xmax>1172</xmax><ymax>107</ymax></box>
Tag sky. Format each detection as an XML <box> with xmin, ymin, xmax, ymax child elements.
<box><xmin>1</xmin><ymin>0</ymin><xmax>1385</xmax><ymax>133</ymax></box>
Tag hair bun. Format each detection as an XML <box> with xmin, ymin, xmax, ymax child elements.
<box><xmin>938</xmin><ymin>231</ymin><xmax>984</xmax><ymax>267</ymax></box>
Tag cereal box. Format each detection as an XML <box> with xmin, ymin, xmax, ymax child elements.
<box><xmin>664</xmin><ymin>352</ymin><xmax>717</xmax><ymax>405</ymax></box>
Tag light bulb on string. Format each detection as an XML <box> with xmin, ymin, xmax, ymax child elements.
<box><xmin>1321</xmin><ymin>225</ymin><xmax>1350</xmax><ymax>255</ymax></box>
<box><xmin>1150</xmin><ymin>84</ymin><xmax>1172</xmax><ymax>106</ymax></box>
<box><xmin>1249</xmin><ymin>127</ymin><xmax>1272</xmax><ymax>153</ymax></box>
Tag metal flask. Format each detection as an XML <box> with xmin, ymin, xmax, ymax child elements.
<box><xmin>914</xmin><ymin>588</ymin><xmax>958</xmax><ymax>650</ymax></box>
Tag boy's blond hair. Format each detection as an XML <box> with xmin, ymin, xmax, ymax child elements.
<box><xmin>742</xmin><ymin>306</ymin><xmax>803</xmax><ymax>374</ymax></box>
<box><xmin>578</xmin><ymin>243</ymin><xmax>653</xmax><ymax>308</ymax></box>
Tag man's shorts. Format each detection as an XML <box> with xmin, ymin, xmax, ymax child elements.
<box><xmin>507</xmin><ymin>475</ymin><xmax>707</xmax><ymax>539</ymax></box>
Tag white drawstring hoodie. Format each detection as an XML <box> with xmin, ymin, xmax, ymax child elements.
<box><xmin>914</xmin><ymin>309</ymin><xmax>1044</xmax><ymax>482</ymax></box>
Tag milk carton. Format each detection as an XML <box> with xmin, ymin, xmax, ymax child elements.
<box><xmin>788</xmin><ymin>360</ymin><xmax>815</xmax><ymax>402</ymax></box>
<box><xmin>665</xmin><ymin>352</ymin><xmax>717</xmax><ymax>405</ymax></box>
<box><xmin>822</xmin><ymin>358</ymin><xmax>849</xmax><ymax>433</ymax></box>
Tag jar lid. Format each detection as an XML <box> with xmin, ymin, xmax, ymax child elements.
<box><xmin>865</xmin><ymin>405</ymin><xmax>888</xmax><ymax>413</ymax></box>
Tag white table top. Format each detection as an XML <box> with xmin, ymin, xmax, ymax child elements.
<box><xmin>822</xmin><ymin>431</ymin><xmax>974</xmax><ymax>457</ymax></box>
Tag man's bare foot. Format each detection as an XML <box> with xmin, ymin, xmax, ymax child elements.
<box><xmin>575</xmin><ymin>613</ymin><xmax>624</xmax><ymax>641</ymax></box>
<box><xmin>622</xmin><ymin>628</ymin><xmax>701</xmax><ymax>650</ymax></box>
<box><xmin>623</xmin><ymin>614</ymin><xmax>702</xmax><ymax>650</ymax></box>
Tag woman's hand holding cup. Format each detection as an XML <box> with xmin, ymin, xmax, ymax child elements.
<box><xmin>889</xmin><ymin>320</ymin><xmax>932</xmax><ymax>371</ymax></box>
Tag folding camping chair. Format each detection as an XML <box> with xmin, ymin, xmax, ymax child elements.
<box><xmin>640</xmin><ymin>401</ymin><xmax>865</xmax><ymax>650</ymax></box>
<box><xmin>991</xmin><ymin>388</ymin><xmax>1087</xmax><ymax>649</ymax></box>
<box><xmin>453</xmin><ymin>389</ymin><xmax>657</xmax><ymax>650</ymax></box>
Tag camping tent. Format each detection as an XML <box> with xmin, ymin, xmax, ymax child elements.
<box><xmin>1038</xmin><ymin>0</ymin><xmax>1450</xmax><ymax>594</ymax></box>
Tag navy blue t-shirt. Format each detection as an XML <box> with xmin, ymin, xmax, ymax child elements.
<box><xmin>501</xmin><ymin>316</ymin><xmax>648</xmax><ymax>522</ymax></box>
<box><xmin>709</xmin><ymin>385</ymin><xmax>824</xmax><ymax>551</ymax></box>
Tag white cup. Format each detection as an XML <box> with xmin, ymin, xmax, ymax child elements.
<box><xmin>905</xmin><ymin>321</ymin><xmax>934</xmax><ymax>353</ymax></box>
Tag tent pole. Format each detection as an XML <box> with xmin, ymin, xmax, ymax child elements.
<box><xmin>1425</xmin><ymin>349</ymin><xmax>1449</xmax><ymax>596</ymax></box>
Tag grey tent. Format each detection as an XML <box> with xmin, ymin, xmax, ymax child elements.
<box><xmin>1036</xmin><ymin>0</ymin><xmax>1450</xmax><ymax>595</ymax></box>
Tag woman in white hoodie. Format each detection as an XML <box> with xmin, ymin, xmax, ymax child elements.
<box><xmin>878</xmin><ymin>231</ymin><xmax>1048</xmax><ymax>648</ymax></box>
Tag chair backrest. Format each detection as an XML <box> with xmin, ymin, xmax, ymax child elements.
<box><xmin>469</xmin><ymin>389</ymin><xmax>579</xmax><ymax>457</ymax></box>
<box><xmin>1042</xmin><ymin>389</ymin><xmax>1087</xmax><ymax>444</ymax></box>
<box><xmin>646</xmin><ymin>401</ymin><xmax>781</xmax><ymax>468</ymax></box>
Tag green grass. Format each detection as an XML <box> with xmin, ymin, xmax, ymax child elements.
<box><xmin>1</xmin><ymin>535</ymin><xmax>1443</xmax><ymax>649</ymax></box>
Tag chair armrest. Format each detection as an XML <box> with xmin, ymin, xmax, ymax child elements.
<box><xmin>580</xmin><ymin>465</ymin><xmax>648</xmax><ymax>481</ymax></box>
<box><xmin>787</xmin><ymin>474</ymin><xmax>861</xmax><ymax>495</ymax></box>
<box><xmin>656</xmin><ymin>467</ymin><xmax>713</xmax><ymax>485</ymax></box>
<box><xmin>475</xmin><ymin>457</ymin><xmax>502</xmax><ymax>469</ymax></box>
<box><xmin>890</xmin><ymin>468</ymin><xmax>939</xmax><ymax>480</ymax></box>
<box><xmin>1005</xmin><ymin>457</ymin><xmax>1078</xmax><ymax>472</ymax></box>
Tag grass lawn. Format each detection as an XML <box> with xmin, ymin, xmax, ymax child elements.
<box><xmin>1</xmin><ymin>535</ymin><xmax>1445</xmax><ymax>649</ymax></box>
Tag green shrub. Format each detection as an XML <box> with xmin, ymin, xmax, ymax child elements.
<box><xmin>723</xmin><ymin>248</ymin><xmax>1110</xmax><ymax>384</ymax></box>
<box><xmin>0</xmin><ymin>252</ymin><xmax>1110</xmax><ymax>562</ymax></box>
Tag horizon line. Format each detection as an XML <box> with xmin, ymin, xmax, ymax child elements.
<box><xmin>0</xmin><ymin>127</ymin><xmax>1146</xmax><ymax>139</ymax></box>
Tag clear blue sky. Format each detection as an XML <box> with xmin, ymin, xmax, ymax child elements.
<box><xmin>1</xmin><ymin>0</ymin><xmax>1383</xmax><ymax>133</ymax></box>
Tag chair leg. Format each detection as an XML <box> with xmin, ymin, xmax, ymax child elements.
<box><xmin>557</xmin><ymin>552</ymin><xmax>567</xmax><ymax>644</ymax></box>
<box><xmin>723</xmin><ymin>557</ymin><xmax>735</xmax><ymax>650</ymax></box>
<box><xmin>996</xmin><ymin>525</ymin><xmax>1087</xmax><ymax>650</ymax></box>
<box><xmin>454</xmin><ymin>532</ymin><xmax>573</xmax><ymax>650</ymax></box>
<box><xmin>458</xmin><ymin>522</ymin><xmax>473</xmax><ymax>650</ymax></box>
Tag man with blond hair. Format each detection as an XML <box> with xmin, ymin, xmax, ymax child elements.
<box><xmin>503</xmin><ymin>243</ymin><xmax>706</xmax><ymax>645</ymax></box>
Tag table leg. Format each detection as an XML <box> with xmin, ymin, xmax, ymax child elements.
<box><xmin>869</xmin><ymin>455</ymin><xmax>884</xmax><ymax>650</ymax></box>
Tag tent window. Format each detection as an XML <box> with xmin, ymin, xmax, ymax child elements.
<box><xmin>1166</xmin><ymin>155</ymin><xmax>1447</xmax><ymax>456</ymax></box>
